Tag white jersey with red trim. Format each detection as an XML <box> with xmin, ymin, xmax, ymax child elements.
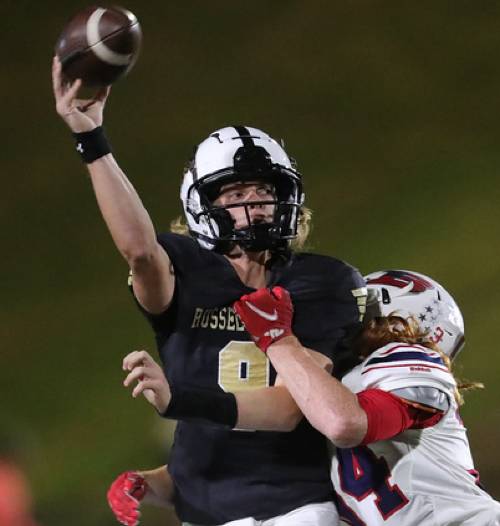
<box><xmin>331</xmin><ymin>342</ymin><xmax>500</xmax><ymax>526</ymax></box>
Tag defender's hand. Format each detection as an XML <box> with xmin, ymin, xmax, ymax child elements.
<box><xmin>123</xmin><ymin>350</ymin><xmax>172</xmax><ymax>414</ymax></box>
<box><xmin>233</xmin><ymin>287</ymin><xmax>294</xmax><ymax>353</ymax></box>
<box><xmin>52</xmin><ymin>55</ymin><xmax>110</xmax><ymax>132</ymax></box>
<box><xmin>107</xmin><ymin>471</ymin><xmax>147</xmax><ymax>526</ymax></box>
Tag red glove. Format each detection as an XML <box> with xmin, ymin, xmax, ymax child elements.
<box><xmin>107</xmin><ymin>471</ymin><xmax>147</xmax><ymax>526</ymax></box>
<box><xmin>233</xmin><ymin>286</ymin><xmax>294</xmax><ymax>353</ymax></box>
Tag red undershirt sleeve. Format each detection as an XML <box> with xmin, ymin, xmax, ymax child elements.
<box><xmin>357</xmin><ymin>388</ymin><xmax>444</xmax><ymax>445</ymax></box>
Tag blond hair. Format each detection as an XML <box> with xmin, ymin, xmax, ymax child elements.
<box><xmin>355</xmin><ymin>315</ymin><xmax>483</xmax><ymax>406</ymax></box>
<box><xmin>170</xmin><ymin>205</ymin><xmax>313</xmax><ymax>251</ymax></box>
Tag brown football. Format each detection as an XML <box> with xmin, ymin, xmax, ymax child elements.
<box><xmin>55</xmin><ymin>6</ymin><xmax>142</xmax><ymax>87</ymax></box>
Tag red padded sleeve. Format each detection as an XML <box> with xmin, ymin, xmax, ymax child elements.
<box><xmin>357</xmin><ymin>388</ymin><xmax>444</xmax><ymax>445</ymax></box>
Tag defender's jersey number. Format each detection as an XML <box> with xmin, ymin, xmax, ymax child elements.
<box><xmin>218</xmin><ymin>341</ymin><xmax>270</xmax><ymax>392</ymax></box>
<box><xmin>337</xmin><ymin>446</ymin><xmax>409</xmax><ymax>520</ymax></box>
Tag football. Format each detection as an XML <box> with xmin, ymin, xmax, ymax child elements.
<box><xmin>55</xmin><ymin>6</ymin><xmax>142</xmax><ymax>87</ymax></box>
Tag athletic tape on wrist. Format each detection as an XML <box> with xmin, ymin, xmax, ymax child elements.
<box><xmin>162</xmin><ymin>386</ymin><xmax>238</xmax><ymax>428</ymax></box>
<box><xmin>72</xmin><ymin>126</ymin><xmax>112</xmax><ymax>163</ymax></box>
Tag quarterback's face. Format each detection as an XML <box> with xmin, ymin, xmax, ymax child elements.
<box><xmin>214</xmin><ymin>181</ymin><xmax>276</xmax><ymax>229</ymax></box>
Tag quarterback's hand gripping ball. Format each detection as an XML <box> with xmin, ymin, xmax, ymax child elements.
<box><xmin>233</xmin><ymin>286</ymin><xmax>294</xmax><ymax>353</ymax></box>
<box><xmin>107</xmin><ymin>471</ymin><xmax>147</xmax><ymax>526</ymax></box>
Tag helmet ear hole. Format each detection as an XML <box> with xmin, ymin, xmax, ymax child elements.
<box><xmin>381</xmin><ymin>288</ymin><xmax>391</xmax><ymax>304</ymax></box>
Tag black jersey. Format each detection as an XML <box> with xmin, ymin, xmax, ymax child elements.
<box><xmin>134</xmin><ymin>233</ymin><xmax>365</xmax><ymax>524</ymax></box>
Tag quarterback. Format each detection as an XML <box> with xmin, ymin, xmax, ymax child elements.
<box><xmin>234</xmin><ymin>271</ymin><xmax>500</xmax><ymax>525</ymax></box>
<box><xmin>52</xmin><ymin>57</ymin><xmax>366</xmax><ymax>526</ymax></box>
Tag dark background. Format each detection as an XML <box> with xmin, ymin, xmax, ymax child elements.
<box><xmin>2</xmin><ymin>1</ymin><xmax>499</xmax><ymax>524</ymax></box>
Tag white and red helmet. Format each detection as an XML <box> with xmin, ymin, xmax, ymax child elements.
<box><xmin>364</xmin><ymin>270</ymin><xmax>465</xmax><ymax>359</ymax></box>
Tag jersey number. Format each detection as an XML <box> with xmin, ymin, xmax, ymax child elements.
<box><xmin>337</xmin><ymin>446</ymin><xmax>409</xmax><ymax>520</ymax></box>
<box><xmin>218</xmin><ymin>341</ymin><xmax>270</xmax><ymax>392</ymax></box>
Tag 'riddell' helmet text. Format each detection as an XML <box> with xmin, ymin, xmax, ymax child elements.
<box><xmin>180</xmin><ymin>126</ymin><xmax>304</xmax><ymax>253</ymax></box>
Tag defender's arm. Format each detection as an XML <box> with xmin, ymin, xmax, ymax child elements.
<box><xmin>234</xmin><ymin>350</ymin><xmax>331</xmax><ymax>431</ymax></box>
<box><xmin>267</xmin><ymin>336</ymin><xmax>368</xmax><ymax>446</ymax></box>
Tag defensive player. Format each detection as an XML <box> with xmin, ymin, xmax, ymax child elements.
<box><xmin>52</xmin><ymin>57</ymin><xmax>366</xmax><ymax>526</ymax></box>
<box><xmin>233</xmin><ymin>271</ymin><xmax>500</xmax><ymax>525</ymax></box>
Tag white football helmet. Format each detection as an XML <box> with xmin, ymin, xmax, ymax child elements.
<box><xmin>364</xmin><ymin>270</ymin><xmax>465</xmax><ymax>359</ymax></box>
<box><xmin>180</xmin><ymin>126</ymin><xmax>304</xmax><ymax>252</ymax></box>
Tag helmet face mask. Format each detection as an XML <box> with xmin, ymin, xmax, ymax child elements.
<box><xmin>364</xmin><ymin>270</ymin><xmax>465</xmax><ymax>359</ymax></box>
<box><xmin>180</xmin><ymin>126</ymin><xmax>304</xmax><ymax>252</ymax></box>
